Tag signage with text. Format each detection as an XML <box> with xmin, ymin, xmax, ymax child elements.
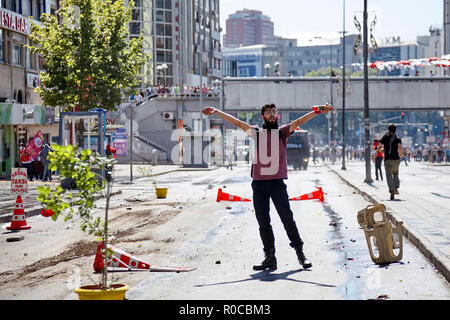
<box><xmin>0</xmin><ymin>9</ymin><xmax>30</xmax><ymax>35</ymax></box>
<box><xmin>11</xmin><ymin>168</ymin><xmax>28</xmax><ymax>194</ymax></box>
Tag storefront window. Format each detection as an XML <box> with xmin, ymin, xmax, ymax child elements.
<box><xmin>13</xmin><ymin>44</ymin><xmax>23</xmax><ymax>66</ymax></box>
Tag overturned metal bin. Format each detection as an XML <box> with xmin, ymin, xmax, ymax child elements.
<box><xmin>357</xmin><ymin>204</ymin><xmax>403</xmax><ymax>264</ymax></box>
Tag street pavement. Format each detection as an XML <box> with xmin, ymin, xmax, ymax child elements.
<box><xmin>1</xmin><ymin>160</ymin><xmax>449</xmax><ymax>285</ymax></box>
<box><xmin>326</xmin><ymin>160</ymin><xmax>450</xmax><ymax>283</ymax></box>
<box><xmin>0</xmin><ymin>164</ymin><xmax>216</xmax><ymax>223</ymax></box>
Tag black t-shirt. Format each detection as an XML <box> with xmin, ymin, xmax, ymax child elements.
<box><xmin>380</xmin><ymin>132</ymin><xmax>402</xmax><ymax>160</ymax></box>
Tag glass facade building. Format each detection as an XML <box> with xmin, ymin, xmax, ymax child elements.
<box><xmin>128</xmin><ymin>0</ymin><xmax>222</xmax><ymax>88</ymax></box>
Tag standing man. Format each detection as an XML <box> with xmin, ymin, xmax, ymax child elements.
<box><xmin>375</xmin><ymin>124</ymin><xmax>404</xmax><ymax>200</ymax></box>
<box><xmin>202</xmin><ymin>103</ymin><xmax>332</xmax><ymax>271</ymax></box>
<box><xmin>40</xmin><ymin>144</ymin><xmax>53</xmax><ymax>182</ymax></box>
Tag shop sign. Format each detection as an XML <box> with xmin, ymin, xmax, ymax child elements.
<box><xmin>27</xmin><ymin>73</ymin><xmax>41</xmax><ymax>88</ymax></box>
<box><xmin>11</xmin><ymin>168</ymin><xmax>28</xmax><ymax>194</ymax></box>
<box><xmin>0</xmin><ymin>8</ymin><xmax>30</xmax><ymax>35</ymax></box>
<box><xmin>0</xmin><ymin>103</ymin><xmax>56</xmax><ymax>124</ymax></box>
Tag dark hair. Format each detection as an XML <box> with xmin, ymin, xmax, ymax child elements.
<box><xmin>388</xmin><ymin>124</ymin><xmax>397</xmax><ymax>133</ymax></box>
<box><xmin>261</xmin><ymin>103</ymin><xmax>276</xmax><ymax>115</ymax></box>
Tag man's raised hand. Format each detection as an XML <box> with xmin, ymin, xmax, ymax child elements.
<box><xmin>201</xmin><ymin>106</ymin><xmax>216</xmax><ymax>116</ymax></box>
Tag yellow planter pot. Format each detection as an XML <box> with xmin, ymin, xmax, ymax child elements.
<box><xmin>74</xmin><ymin>284</ymin><xmax>129</xmax><ymax>300</ymax></box>
<box><xmin>155</xmin><ymin>187</ymin><xmax>168</xmax><ymax>199</ymax></box>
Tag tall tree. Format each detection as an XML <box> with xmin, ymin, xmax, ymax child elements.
<box><xmin>28</xmin><ymin>0</ymin><xmax>146</xmax><ymax>112</ymax></box>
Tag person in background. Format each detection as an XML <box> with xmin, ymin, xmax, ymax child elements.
<box><xmin>372</xmin><ymin>139</ymin><xmax>384</xmax><ymax>181</ymax></box>
<box><xmin>19</xmin><ymin>143</ymin><xmax>35</xmax><ymax>181</ymax></box>
<box><xmin>40</xmin><ymin>144</ymin><xmax>53</xmax><ymax>182</ymax></box>
<box><xmin>375</xmin><ymin>124</ymin><xmax>404</xmax><ymax>200</ymax></box>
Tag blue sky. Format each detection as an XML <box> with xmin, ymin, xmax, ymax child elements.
<box><xmin>220</xmin><ymin>0</ymin><xmax>444</xmax><ymax>45</ymax></box>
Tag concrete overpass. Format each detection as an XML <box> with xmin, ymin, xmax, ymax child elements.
<box><xmin>119</xmin><ymin>76</ymin><xmax>450</xmax><ymax>163</ymax></box>
<box><xmin>222</xmin><ymin>76</ymin><xmax>450</xmax><ymax>112</ymax></box>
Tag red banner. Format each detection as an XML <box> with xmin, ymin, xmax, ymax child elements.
<box><xmin>23</xmin><ymin>130</ymin><xmax>44</xmax><ymax>161</ymax></box>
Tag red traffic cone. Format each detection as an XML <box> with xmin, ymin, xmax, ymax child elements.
<box><xmin>94</xmin><ymin>242</ymin><xmax>150</xmax><ymax>272</ymax></box>
<box><xmin>7</xmin><ymin>195</ymin><xmax>31</xmax><ymax>230</ymax></box>
<box><xmin>216</xmin><ymin>188</ymin><xmax>251</xmax><ymax>202</ymax></box>
<box><xmin>289</xmin><ymin>187</ymin><xmax>324</xmax><ymax>203</ymax></box>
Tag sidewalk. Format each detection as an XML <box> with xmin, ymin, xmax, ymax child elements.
<box><xmin>0</xmin><ymin>164</ymin><xmax>218</xmax><ymax>224</ymax></box>
<box><xmin>327</xmin><ymin>161</ymin><xmax>450</xmax><ymax>282</ymax></box>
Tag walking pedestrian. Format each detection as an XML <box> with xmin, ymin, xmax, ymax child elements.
<box><xmin>375</xmin><ymin>124</ymin><xmax>404</xmax><ymax>200</ymax></box>
<box><xmin>372</xmin><ymin>139</ymin><xmax>384</xmax><ymax>181</ymax></box>
<box><xmin>202</xmin><ymin>103</ymin><xmax>332</xmax><ymax>271</ymax></box>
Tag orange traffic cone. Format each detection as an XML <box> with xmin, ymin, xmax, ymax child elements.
<box><xmin>216</xmin><ymin>188</ymin><xmax>251</xmax><ymax>202</ymax></box>
<box><xmin>94</xmin><ymin>243</ymin><xmax>196</xmax><ymax>273</ymax></box>
<box><xmin>289</xmin><ymin>187</ymin><xmax>324</xmax><ymax>203</ymax></box>
<box><xmin>7</xmin><ymin>195</ymin><xmax>31</xmax><ymax>230</ymax></box>
<box><xmin>94</xmin><ymin>242</ymin><xmax>150</xmax><ymax>272</ymax></box>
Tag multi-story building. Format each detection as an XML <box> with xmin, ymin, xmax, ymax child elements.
<box><xmin>222</xmin><ymin>37</ymin><xmax>297</xmax><ymax>78</ymax></box>
<box><xmin>223</xmin><ymin>34</ymin><xmax>362</xmax><ymax>78</ymax></box>
<box><xmin>0</xmin><ymin>0</ymin><xmax>59</xmax><ymax>178</ymax></box>
<box><xmin>224</xmin><ymin>9</ymin><xmax>274</xmax><ymax>48</ymax></box>
<box><xmin>417</xmin><ymin>28</ymin><xmax>443</xmax><ymax>60</ymax></box>
<box><xmin>130</xmin><ymin>0</ymin><xmax>222</xmax><ymax>88</ymax></box>
<box><xmin>285</xmin><ymin>34</ymin><xmax>360</xmax><ymax>77</ymax></box>
<box><xmin>222</xmin><ymin>45</ymin><xmax>263</xmax><ymax>77</ymax></box>
<box><xmin>0</xmin><ymin>0</ymin><xmax>57</xmax><ymax>104</ymax></box>
<box><xmin>370</xmin><ymin>37</ymin><xmax>420</xmax><ymax>76</ymax></box>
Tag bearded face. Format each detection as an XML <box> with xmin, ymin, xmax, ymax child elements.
<box><xmin>261</xmin><ymin>108</ymin><xmax>279</xmax><ymax>130</ymax></box>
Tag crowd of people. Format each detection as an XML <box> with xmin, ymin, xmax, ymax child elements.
<box><xmin>411</xmin><ymin>144</ymin><xmax>450</xmax><ymax>163</ymax></box>
<box><xmin>130</xmin><ymin>83</ymin><xmax>221</xmax><ymax>103</ymax></box>
<box><xmin>19</xmin><ymin>143</ymin><xmax>53</xmax><ymax>182</ymax></box>
<box><xmin>312</xmin><ymin>143</ymin><xmax>450</xmax><ymax>165</ymax></box>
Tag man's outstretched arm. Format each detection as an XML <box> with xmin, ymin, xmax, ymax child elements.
<box><xmin>202</xmin><ymin>107</ymin><xmax>254</xmax><ymax>134</ymax></box>
<box><xmin>289</xmin><ymin>103</ymin><xmax>333</xmax><ymax>133</ymax></box>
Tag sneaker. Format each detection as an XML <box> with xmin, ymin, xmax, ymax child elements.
<box><xmin>253</xmin><ymin>249</ymin><xmax>277</xmax><ymax>271</ymax></box>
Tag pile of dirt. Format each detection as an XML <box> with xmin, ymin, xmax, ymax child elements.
<box><xmin>20</xmin><ymin>240</ymin><xmax>98</xmax><ymax>277</ymax></box>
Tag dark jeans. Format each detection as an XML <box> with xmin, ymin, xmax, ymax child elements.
<box><xmin>251</xmin><ymin>179</ymin><xmax>303</xmax><ymax>252</ymax></box>
<box><xmin>22</xmin><ymin>163</ymin><xmax>34</xmax><ymax>181</ymax></box>
<box><xmin>375</xmin><ymin>157</ymin><xmax>383</xmax><ymax>180</ymax></box>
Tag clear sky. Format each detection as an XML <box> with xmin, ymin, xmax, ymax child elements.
<box><xmin>220</xmin><ymin>0</ymin><xmax>444</xmax><ymax>45</ymax></box>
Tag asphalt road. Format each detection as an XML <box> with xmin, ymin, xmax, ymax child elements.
<box><xmin>0</xmin><ymin>164</ymin><xmax>449</xmax><ymax>300</ymax></box>
<box><xmin>124</xmin><ymin>164</ymin><xmax>450</xmax><ymax>300</ymax></box>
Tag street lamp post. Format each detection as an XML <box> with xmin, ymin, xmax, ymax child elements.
<box><xmin>161</xmin><ymin>63</ymin><xmax>168</xmax><ymax>87</ymax></box>
<box><xmin>312</xmin><ymin>36</ymin><xmax>335</xmax><ymax>145</ymax></box>
<box><xmin>156</xmin><ymin>65</ymin><xmax>162</xmax><ymax>85</ymax></box>
<box><xmin>363</xmin><ymin>0</ymin><xmax>373</xmax><ymax>183</ymax></box>
<box><xmin>341</xmin><ymin>0</ymin><xmax>347</xmax><ymax>170</ymax></box>
<box><xmin>274</xmin><ymin>61</ymin><xmax>280</xmax><ymax>76</ymax></box>
<box><xmin>264</xmin><ymin>64</ymin><xmax>271</xmax><ymax>77</ymax></box>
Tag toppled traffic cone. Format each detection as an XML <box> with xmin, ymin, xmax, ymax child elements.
<box><xmin>216</xmin><ymin>188</ymin><xmax>251</xmax><ymax>202</ymax></box>
<box><xmin>94</xmin><ymin>242</ymin><xmax>150</xmax><ymax>272</ymax></box>
<box><xmin>289</xmin><ymin>187</ymin><xmax>324</xmax><ymax>203</ymax></box>
<box><xmin>93</xmin><ymin>242</ymin><xmax>196</xmax><ymax>273</ymax></box>
<box><xmin>7</xmin><ymin>195</ymin><xmax>31</xmax><ymax>230</ymax></box>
